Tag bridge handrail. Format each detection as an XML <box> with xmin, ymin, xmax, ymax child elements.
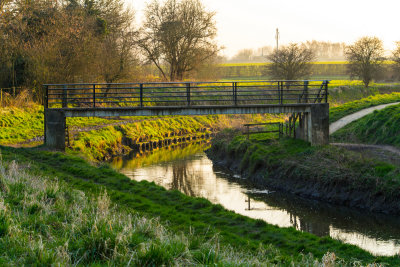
<box><xmin>44</xmin><ymin>80</ymin><xmax>329</xmax><ymax>109</ymax></box>
<box><xmin>44</xmin><ymin>80</ymin><xmax>328</xmax><ymax>86</ymax></box>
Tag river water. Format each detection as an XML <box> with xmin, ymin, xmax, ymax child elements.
<box><xmin>110</xmin><ymin>142</ymin><xmax>400</xmax><ymax>256</ymax></box>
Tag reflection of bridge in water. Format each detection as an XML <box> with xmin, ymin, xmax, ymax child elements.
<box><xmin>43</xmin><ymin>80</ymin><xmax>330</xmax><ymax>150</ymax></box>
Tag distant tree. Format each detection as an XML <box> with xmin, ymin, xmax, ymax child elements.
<box><xmin>138</xmin><ymin>0</ymin><xmax>219</xmax><ymax>81</ymax></box>
<box><xmin>345</xmin><ymin>36</ymin><xmax>385</xmax><ymax>87</ymax></box>
<box><xmin>391</xmin><ymin>42</ymin><xmax>400</xmax><ymax>80</ymax></box>
<box><xmin>303</xmin><ymin>40</ymin><xmax>346</xmax><ymax>61</ymax></box>
<box><xmin>266</xmin><ymin>43</ymin><xmax>315</xmax><ymax>80</ymax></box>
<box><xmin>231</xmin><ymin>49</ymin><xmax>254</xmax><ymax>63</ymax></box>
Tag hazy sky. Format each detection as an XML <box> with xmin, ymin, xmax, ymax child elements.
<box><xmin>126</xmin><ymin>0</ymin><xmax>400</xmax><ymax>57</ymax></box>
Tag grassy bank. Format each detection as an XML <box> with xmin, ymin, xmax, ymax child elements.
<box><xmin>0</xmin><ymin>156</ymin><xmax>316</xmax><ymax>266</ymax></box>
<box><xmin>0</xmin><ymin>145</ymin><xmax>397</xmax><ymax>265</ymax></box>
<box><xmin>329</xmin><ymin>92</ymin><xmax>400</xmax><ymax>123</ymax></box>
<box><xmin>208</xmin><ymin>131</ymin><xmax>400</xmax><ymax>215</ymax></box>
<box><xmin>332</xmin><ymin>104</ymin><xmax>400</xmax><ymax>147</ymax></box>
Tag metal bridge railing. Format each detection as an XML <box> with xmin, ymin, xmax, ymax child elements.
<box><xmin>44</xmin><ymin>80</ymin><xmax>329</xmax><ymax>109</ymax></box>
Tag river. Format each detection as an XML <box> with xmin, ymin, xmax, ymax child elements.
<box><xmin>110</xmin><ymin>141</ymin><xmax>400</xmax><ymax>256</ymax></box>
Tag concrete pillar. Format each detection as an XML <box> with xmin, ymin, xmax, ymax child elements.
<box><xmin>44</xmin><ymin>109</ymin><xmax>66</xmax><ymax>150</ymax></box>
<box><xmin>296</xmin><ymin>103</ymin><xmax>329</xmax><ymax>146</ymax></box>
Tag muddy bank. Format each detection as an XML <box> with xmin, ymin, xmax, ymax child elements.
<box><xmin>206</xmin><ymin>133</ymin><xmax>400</xmax><ymax>215</ymax></box>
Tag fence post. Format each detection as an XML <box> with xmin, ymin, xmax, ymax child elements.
<box><xmin>303</xmin><ymin>81</ymin><xmax>309</xmax><ymax>103</ymax></box>
<box><xmin>186</xmin><ymin>83</ymin><xmax>191</xmax><ymax>106</ymax></box>
<box><xmin>93</xmin><ymin>84</ymin><xmax>96</xmax><ymax>108</ymax></box>
<box><xmin>278</xmin><ymin>81</ymin><xmax>282</xmax><ymax>105</ymax></box>
<box><xmin>0</xmin><ymin>88</ymin><xmax>2</xmax><ymax>107</ymax></box>
<box><xmin>140</xmin><ymin>83</ymin><xmax>143</xmax><ymax>107</ymax></box>
<box><xmin>13</xmin><ymin>86</ymin><xmax>15</xmax><ymax>97</ymax></box>
<box><xmin>62</xmin><ymin>85</ymin><xmax>67</xmax><ymax>108</ymax></box>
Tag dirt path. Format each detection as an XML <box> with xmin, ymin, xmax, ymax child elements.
<box><xmin>329</xmin><ymin>102</ymin><xmax>400</xmax><ymax>164</ymax></box>
<box><xmin>329</xmin><ymin>102</ymin><xmax>400</xmax><ymax>135</ymax></box>
<box><xmin>331</xmin><ymin>143</ymin><xmax>400</xmax><ymax>166</ymax></box>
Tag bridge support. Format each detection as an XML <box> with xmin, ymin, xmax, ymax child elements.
<box><xmin>296</xmin><ymin>103</ymin><xmax>329</xmax><ymax>145</ymax></box>
<box><xmin>44</xmin><ymin>109</ymin><xmax>66</xmax><ymax>150</ymax></box>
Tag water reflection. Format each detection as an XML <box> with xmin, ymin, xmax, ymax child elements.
<box><xmin>110</xmin><ymin>142</ymin><xmax>400</xmax><ymax>256</ymax></box>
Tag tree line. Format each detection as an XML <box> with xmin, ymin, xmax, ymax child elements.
<box><xmin>266</xmin><ymin>37</ymin><xmax>400</xmax><ymax>87</ymax></box>
<box><xmin>0</xmin><ymin>0</ymin><xmax>219</xmax><ymax>102</ymax></box>
<box><xmin>227</xmin><ymin>41</ymin><xmax>346</xmax><ymax>63</ymax></box>
<box><xmin>1</xmin><ymin>0</ymin><xmax>400</xmax><ymax>104</ymax></box>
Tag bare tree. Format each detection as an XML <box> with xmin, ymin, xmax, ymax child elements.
<box><xmin>138</xmin><ymin>0</ymin><xmax>219</xmax><ymax>81</ymax></box>
<box><xmin>345</xmin><ymin>36</ymin><xmax>385</xmax><ymax>87</ymax></box>
<box><xmin>266</xmin><ymin>43</ymin><xmax>315</xmax><ymax>80</ymax></box>
<box><xmin>391</xmin><ymin>41</ymin><xmax>400</xmax><ymax>80</ymax></box>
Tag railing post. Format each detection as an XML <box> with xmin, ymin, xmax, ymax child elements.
<box><xmin>278</xmin><ymin>81</ymin><xmax>282</xmax><ymax>105</ymax></box>
<box><xmin>140</xmin><ymin>83</ymin><xmax>143</xmax><ymax>107</ymax></box>
<box><xmin>324</xmin><ymin>80</ymin><xmax>329</xmax><ymax>103</ymax></box>
<box><xmin>62</xmin><ymin>85</ymin><xmax>67</xmax><ymax>108</ymax></box>
<box><xmin>186</xmin><ymin>83</ymin><xmax>191</xmax><ymax>106</ymax></box>
<box><xmin>44</xmin><ymin>85</ymin><xmax>48</xmax><ymax>108</ymax></box>
<box><xmin>234</xmin><ymin>82</ymin><xmax>238</xmax><ymax>105</ymax></box>
<box><xmin>303</xmin><ymin>81</ymin><xmax>309</xmax><ymax>103</ymax></box>
<box><xmin>93</xmin><ymin>84</ymin><xmax>96</xmax><ymax>108</ymax></box>
<box><xmin>232</xmin><ymin>82</ymin><xmax>235</xmax><ymax>105</ymax></box>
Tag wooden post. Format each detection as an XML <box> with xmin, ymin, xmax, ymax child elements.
<box><xmin>0</xmin><ymin>88</ymin><xmax>2</xmax><ymax>107</ymax></box>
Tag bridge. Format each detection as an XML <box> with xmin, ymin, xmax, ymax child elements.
<box><xmin>44</xmin><ymin>80</ymin><xmax>330</xmax><ymax>150</ymax></box>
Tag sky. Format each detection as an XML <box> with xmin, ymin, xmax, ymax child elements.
<box><xmin>126</xmin><ymin>0</ymin><xmax>400</xmax><ymax>57</ymax></box>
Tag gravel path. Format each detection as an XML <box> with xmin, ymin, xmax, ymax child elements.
<box><xmin>329</xmin><ymin>102</ymin><xmax>400</xmax><ymax>135</ymax></box>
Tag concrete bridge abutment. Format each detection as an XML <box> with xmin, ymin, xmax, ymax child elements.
<box><xmin>44</xmin><ymin>109</ymin><xmax>66</xmax><ymax>151</ymax></box>
<box><xmin>296</xmin><ymin>103</ymin><xmax>329</xmax><ymax>146</ymax></box>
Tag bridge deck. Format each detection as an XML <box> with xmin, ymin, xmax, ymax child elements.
<box><xmin>55</xmin><ymin>103</ymin><xmax>315</xmax><ymax>117</ymax></box>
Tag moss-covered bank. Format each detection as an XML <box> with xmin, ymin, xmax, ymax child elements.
<box><xmin>207</xmin><ymin>131</ymin><xmax>400</xmax><ymax>215</ymax></box>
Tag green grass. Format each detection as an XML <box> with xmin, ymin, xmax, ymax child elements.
<box><xmin>329</xmin><ymin>92</ymin><xmax>400</xmax><ymax>123</ymax></box>
<box><xmin>332</xmin><ymin>104</ymin><xmax>400</xmax><ymax>147</ymax></box>
<box><xmin>0</xmin><ymin>105</ymin><xmax>44</xmax><ymax>144</ymax></box>
<box><xmin>0</xmin><ymin>145</ymin><xmax>397</xmax><ymax>265</ymax></box>
<box><xmin>1</xmin><ymin>157</ymin><xmax>324</xmax><ymax>266</ymax></box>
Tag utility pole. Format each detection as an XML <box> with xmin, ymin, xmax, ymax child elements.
<box><xmin>275</xmin><ymin>28</ymin><xmax>280</xmax><ymax>51</ymax></box>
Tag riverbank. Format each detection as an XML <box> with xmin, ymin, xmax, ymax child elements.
<box><xmin>332</xmin><ymin>103</ymin><xmax>400</xmax><ymax>148</ymax></box>
<box><xmin>1</xmin><ymin>145</ymin><xmax>398</xmax><ymax>265</ymax></box>
<box><xmin>207</xmin><ymin>131</ymin><xmax>400</xmax><ymax>215</ymax></box>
